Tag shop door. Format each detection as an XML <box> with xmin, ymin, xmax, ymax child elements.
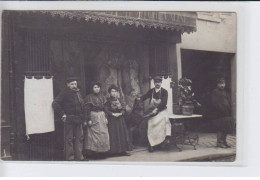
<box><xmin>181</xmin><ymin>49</ymin><xmax>234</xmax><ymax>121</ymax></box>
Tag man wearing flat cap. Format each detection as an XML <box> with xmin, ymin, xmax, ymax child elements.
<box><xmin>52</xmin><ymin>77</ymin><xmax>86</xmax><ymax>160</ymax></box>
<box><xmin>138</xmin><ymin>75</ymin><xmax>171</xmax><ymax>152</ymax></box>
<box><xmin>211</xmin><ymin>77</ymin><xmax>233</xmax><ymax>148</ymax></box>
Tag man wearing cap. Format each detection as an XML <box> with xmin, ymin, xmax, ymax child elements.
<box><xmin>211</xmin><ymin>78</ymin><xmax>233</xmax><ymax>148</ymax></box>
<box><xmin>52</xmin><ymin>77</ymin><xmax>86</xmax><ymax>160</ymax></box>
<box><xmin>138</xmin><ymin>76</ymin><xmax>171</xmax><ymax>152</ymax></box>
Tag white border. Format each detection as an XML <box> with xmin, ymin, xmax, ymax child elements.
<box><xmin>0</xmin><ymin>1</ymin><xmax>257</xmax><ymax>177</ymax></box>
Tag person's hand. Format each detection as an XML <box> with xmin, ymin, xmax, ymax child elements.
<box><xmin>112</xmin><ymin>113</ymin><xmax>119</xmax><ymax>117</ymax></box>
<box><xmin>88</xmin><ymin>120</ymin><xmax>93</xmax><ymax>126</ymax></box>
<box><xmin>152</xmin><ymin>108</ymin><xmax>158</xmax><ymax>114</ymax></box>
<box><xmin>83</xmin><ymin>121</ymin><xmax>88</xmax><ymax>127</ymax></box>
<box><xmin>136</xmin><ymin>97</ymin><xmax>141</xmax><ymax>100</ymax></box>
<box><xmin>112</xmin><ymin>113</ymin><xmax>116</xmax><ymax>117</ymax></box>
<box><xmin>112</xmin><ymin>113</ymin><xmax>122</xmax><ymax>117</ymax></box>
<box><xmin>61</xmin><ymin>114</ymin><xmax>66</xmax><ymax>123</ymax></box>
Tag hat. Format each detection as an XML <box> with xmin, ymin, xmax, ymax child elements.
<box><xmin>66</xmin><ymin>77</ymin><xmax>79</xmax><ymax>83</ymax></box>
<box><xmin>108</xmin><ymin>84</ymin><xmax>119</xmax><ymax>93</ymax></box>
<box><xmin>91</xmin><ymin>81</ymin><xmax>102</xmax><ymax>88</ymax></box>
<box><xmin>216</xmin><ymin>77</ymin><xmax>225</xmax><ymax>84</ymax></box>
<box><xmin>153</xmin><ymin>76</ymin><xmax>162</xmax><ymax>82</ymax></box>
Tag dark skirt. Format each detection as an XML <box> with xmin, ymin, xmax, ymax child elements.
<box><xmin>211</xmin><ymin>116</ymin><xmax>234</xmax><ymax>134</ymax></box>
<box><xmin>107</xmin><ymin>115</ymin><xmax>132</xmax><ymax>154</ymax></box>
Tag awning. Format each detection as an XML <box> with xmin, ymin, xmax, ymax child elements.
<box><xmin>31</xmin><ymin>11</ymin><xmax>197</xmax><ymax>33</ymax></box>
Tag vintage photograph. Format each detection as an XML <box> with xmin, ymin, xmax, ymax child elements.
<box><xmin>1</xmin><ymin>10</ymin><xmax>236</xmax><ymax>162</ymax></box>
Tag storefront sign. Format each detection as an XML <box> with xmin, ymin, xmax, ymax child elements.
<box><xmin>97</xmin><ymin>11</ymin><xmax>196</xmax><ymax>27</ymax></box>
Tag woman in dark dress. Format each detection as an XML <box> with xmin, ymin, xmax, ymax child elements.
<box><xmin>104</xmin><ymin>84</ymin><xmax>132</xmax><ymax>156</ymax></box>
<box><xmin>83</xmin><ymin>82</ymin><xmax>110</xmax><ymax>159</ymax></box>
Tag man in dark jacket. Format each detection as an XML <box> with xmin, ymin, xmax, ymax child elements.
<box><xmin>211</xmin><ymin>78</ymin><xmax>233</xmax><ymax>148</ymax></box>
<box><xmin>52</xmin><ymin>77</ymin><xmax>86</xmax><ymax>160</ymax></box>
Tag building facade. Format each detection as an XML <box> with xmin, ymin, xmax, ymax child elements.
<box><xmin>1</xmin><ymin>11</ymin><xmax>197</xmax><ymax>160</ymax></box>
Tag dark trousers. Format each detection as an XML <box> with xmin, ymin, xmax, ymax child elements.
<box><xmin>64</xmin><ymin>123</ymin><xmax>84</xmax><ymax>160</ymax></box>
<box><xmin>217</xmin><ymin>132</ymin><xmax>227</xmax><ymax>144</ymax></box>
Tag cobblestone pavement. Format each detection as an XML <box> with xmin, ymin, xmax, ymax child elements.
<box><xmin>93</xmin><ymin>133</ymin><xmax>236</xmax><ymax>162</ymax></box>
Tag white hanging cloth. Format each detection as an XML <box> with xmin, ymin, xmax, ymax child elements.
<box><xmin>24</xmin><ymin>77</ymin><xmax>55</xmax><ymax>135</ymax></box>
<box><xmin>150</xmin><ymin>76</ymin><xmax>173</xmax><ymax>115</ymax></box>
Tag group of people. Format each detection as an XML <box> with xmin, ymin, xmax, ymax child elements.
<box><xmin>52</xmin><ymin>75</ymin><xmax>233</xmax><ymax>161</ymax></box>
<box><xmin>52</xmin><ymin>76</ymin><xmax>171</xmax><ymax>161</ymax></box>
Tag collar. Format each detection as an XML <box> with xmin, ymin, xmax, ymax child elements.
<box><xmin>67</xmin><ymin>87</ymin><xmax>80</xmax><ymax>92</ymax></box>
<box><xmin>154</xmin><ymin>87</ymin><xmax>161</xmax><ymax>93</ymax></box>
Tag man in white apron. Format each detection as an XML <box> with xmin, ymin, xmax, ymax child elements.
<box><xmin>138</xmin><ymin>76</ymin><xmax>172</xmax><ymax>152</ymax></box>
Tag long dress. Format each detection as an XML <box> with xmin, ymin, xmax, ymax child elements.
<box><xmin>84</xmin><ymin>93</ymin><xmax>110</xmax><ymax>152</ymax></box>
<box><xmin>104</xmin><ymin>97</ymin><xmax>132</xmax><ymax>154</ymax></box>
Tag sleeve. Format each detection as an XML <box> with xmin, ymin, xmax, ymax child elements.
<box><xmin>157</xmin><ymin>89</ymin><xmax>168</xmax><ymax>112</ymax></box>
<box><xmin>210</xmin><ymin>90</ymin><xmax>224</xmax><ymax>118</ymax></box>
<box><xmin>211</xmin><ymin>90</ymin><xmax>220</xmax><ymax>111</ymax></box>
<box><xmin>85</xmin><ymin>103</ymin><xmax>92</xmax><ymax>122</ymax></box>
<box><xmin>226</xmin><ymin>92</ymin><xmax>232</xmax><ymax>116</ymax></box>
<box><xmin>84</xmin><ymin>95</ymin><xmax>93</xmax><ymax>122</ymax></box>
<box><xmin>52</xmin><ymin>89</ymin><xmax>66</xmax><ymax>119</ymax></box>
<box><xmin>119</xmin><ymin>98</ymin><xmax>126</xmax><ymax>115</ymax></box>
<box><xmin>102</xmin><ymin>96</ymin><xmax>107</xmax><ymax>108</ymax></box>
<box><xmin>140</xmin><ymin>89</ymin><xmax>152</xmax><ymax>101</ymax></box>
<box><xmin>104</xmin><ymin>100</ymin><xmax>113</xmax><ymax>116</ymax></box>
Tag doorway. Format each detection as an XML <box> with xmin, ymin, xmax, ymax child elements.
<box><xmin>181</xmin><ymin>49</ymin><xmax>235</xmax><ymax>131</ymax></box>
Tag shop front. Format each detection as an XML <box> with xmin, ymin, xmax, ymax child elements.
<box><xmin>1</xmin><ymin>11</ymin><xmax>197</xmax><ymax>160</ymax></box>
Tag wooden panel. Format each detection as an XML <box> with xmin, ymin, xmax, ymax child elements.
<box><xmin>1</xmin><ymin>11</ymin><xmax>15</xmax><ymax>160</ymax></box>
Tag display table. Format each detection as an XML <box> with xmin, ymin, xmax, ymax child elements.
<box><xmin>168</xmin><ymin>114</ymin><xmax>202</xmax><ymax>151</ymax></box>
<box><xmin>169</xmin><ymin>114</ymin><xmax>202</xmax><ymax>119</ymax></box>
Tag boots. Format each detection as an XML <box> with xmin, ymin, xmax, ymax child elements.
<box><xmin>216</xmin><ymin>132</ymin><xmax>226</xmax><ymax>148</ymax></box>
<box><xmin>148</xmin><ymin>145</ymin><xmax>154</xmax><ymax>152</ymax></box>
<box><xmin>223</xmin><ymin>134</ymin><xmax>231</xmax><ymax>148</ymax></box>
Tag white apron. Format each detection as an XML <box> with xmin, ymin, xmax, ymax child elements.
<box><xmin>147</xmin><ymin>90</ymin><xmax>171</xmax><ymax>146</ymax></box>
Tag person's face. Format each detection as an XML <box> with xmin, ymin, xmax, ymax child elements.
<box><xmin>67</xmin><ymin>81</ymin><xmax>77</xmax><ymax>90</ymax></box>
<box><xmin>110</xmin><ymin>89</ymin><xmax>118</xmax><ymax>98</ymax></box>
<box><xmin>154</xmin><ymin>81</ymin><xmax>162</xmax><ymax>89</ymax></box>
<box><xmin>93</xmin><ymin>85</ymin><xmax>101</xmax><ymax>94</ymax></box>
<box><xmin>217</xmin><ymin>82</ymin><xmax>226</xmax><ymax>90</ymax></box>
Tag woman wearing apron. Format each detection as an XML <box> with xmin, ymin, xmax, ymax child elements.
<box><xmin>139</xmin><ymin>76</ymin><xmax>172</xmax><ymax>152</ymax></box>
<box><xmin>83</xmin><ymin>82</ymin><xmax>110</xmax><ymax>159</ymax></box>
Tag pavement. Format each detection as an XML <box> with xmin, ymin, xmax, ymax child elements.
<box><xmin>92</xmin><ymin>133</ymin><xmax>236</xmax><ymax>162</ymax></box>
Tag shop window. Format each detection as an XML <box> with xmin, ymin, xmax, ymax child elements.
<box><xmin>25</xmin><ymin>31</ymin><xmax>51</xmax><ymax>77</ymax></box>
<box><xmin>149</xmin><ymin>44</ymin><xmax>169</xmax><ymax>77</ymax></box>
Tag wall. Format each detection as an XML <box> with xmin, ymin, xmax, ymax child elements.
<box><xmin>181</xmin><ymin>12</ymin><xmax>237</xmax><ymax>53</ymax></box>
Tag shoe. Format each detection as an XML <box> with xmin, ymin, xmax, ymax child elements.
<box><xmin>223</xmin><ymin>142</ymin><xmax>231</xmax><ymax>148</ymax></box>
<box><xmin>216</xmin><ymin>142</ymin><xmax>226</xmax><ymax>148</ymax></box>
<box><xmin>165</xmin><ymin>139</ymin><xmax>171</xmax><ymax>145</ymax></box>
<box><xmin>148</xmin><ymin>146</ymin><xmax>154</xmax><ymax>152</ymax></box>
<box><xmin>120</xmin><ymin>152</ymin><xmax>131</xmax><ymax>156</ymax></box>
